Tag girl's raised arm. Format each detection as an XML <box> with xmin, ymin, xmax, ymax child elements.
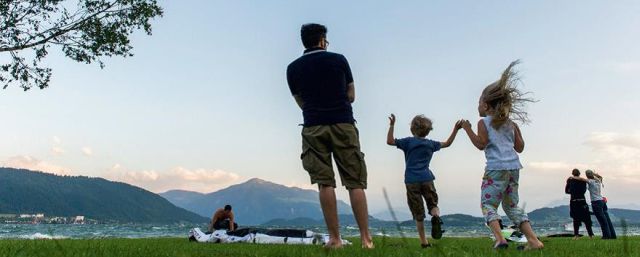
<box><xmin>462</xmin><ymin>119</ymin><xmax>488</xmax><ymax>150</ymax></box>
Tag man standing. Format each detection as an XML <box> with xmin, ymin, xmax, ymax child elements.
<box><xmin>207</xmin><ymin>204</ymin><xmax>237</xmax><ymax>233</ymax></box>
<box><xmin>286</xmin><ymin>23</ymin><xmax>373</xmax><ymax>249</ymax></box>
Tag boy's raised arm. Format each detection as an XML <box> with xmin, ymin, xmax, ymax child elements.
<box><xmin>387</xmin><ymin>114</ymin><xmax>396</xmax><ymax>145</ymax></box>
<box><xmin>440</xmin><ymin>121</ymin><xmax>462</xmax><ymax>148</ymax></box>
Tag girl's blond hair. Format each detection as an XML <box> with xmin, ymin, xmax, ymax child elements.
<box><xmin>482</xmin><ymin>60</ymin><xmax>535</xmax><ymax>129</ymax></box>
<box><xmin>410</xmin><ymin>115</ymin><xmax>432</xmax><ymax>137</ymax></box>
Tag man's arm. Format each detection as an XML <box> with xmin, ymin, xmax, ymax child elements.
<box><xmin>229</xmin><ymin>212</ymin><xmax>235</xmax><ymax>231</ymax></box>
<box><xmin>462</xmin><ymin>119</ymin><xmax>488</xmax><ymax>150</ymax></box>
<box><xmin>569</xmin><ymin>176</ymin><xmax>588</xmax><ymax>182</ymax></box>
<box><xmin>292</xmin><ymin>94</ymin><xmax>304</xmax><ymax>109</ymax></box>
<box><xmin>565</xmin><ymin>179</ymin><xmax>571</xmax><ymax>194</ymax></box>
<box><xmin>441</xmin><ymin>121</ymin><xmax>463</xmax><ymax>148</ymax></box>
<box><xmin>208</xmin><ymin>215</ymin><xmax>217</xmax><ymax>232</ymax></box>
<box><xmin>387</xmin><ymin>114</ymin><xmax>396</xmax><ymax>145</ymax></box>
<box><xmin>347</xmin><ymin>82</ymin><xmax>355</xmax><ymax>103</ymax></box>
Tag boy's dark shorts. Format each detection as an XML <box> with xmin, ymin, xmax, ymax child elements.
<box><xmin>300</xmin><ymin>123</ymin><xmax>367</xmax><ymax>189</ymax></box>
<box><xmin>406</xmin><ymin>181</ymin><xmax>438</xmax><ymax>221</ymax></box>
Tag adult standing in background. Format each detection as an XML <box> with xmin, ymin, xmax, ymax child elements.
<box><xmin>570</xmin><ymin>170</ymin><xmax>617</xmax><ymax>239</ymax></box>
<box><xmin>286</xmin><ymin>23</ymin><xmax>373</xmax><ymax>249</ymax></box>
<box><xmin>565</xmin><ymin>168</ymin><xmax>594</xmax><ymax>239</ymax></box>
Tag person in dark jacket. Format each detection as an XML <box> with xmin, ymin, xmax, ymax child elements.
<box><xmin>565</xmin><ymin>169</ymin><xmax>594</xmax><ymax>239</ymax></box>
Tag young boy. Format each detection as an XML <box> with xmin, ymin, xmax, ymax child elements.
<box><xmin>387</xmin><ymin>114</ymin><xmax>461</xmax><ymax>247</ymax></box>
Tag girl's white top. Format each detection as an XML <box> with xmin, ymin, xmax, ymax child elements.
<box><xmin>483</xmin><ymin>116</ymin><xmax>523</xmax><ymax>171</ymax></box>
<box><xmin>587</xmin><ymin>179</ymin><xmax>604</xmax><ymax>202</ymax></box>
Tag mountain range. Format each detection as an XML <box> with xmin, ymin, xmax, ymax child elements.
<box><xmin>161</xmin><ymin>178</ymin><xmax>640</xmax><ymax>227</ymax></box>
<box><xmin>0</xmin><ymin>168</ymin><xmax>206</xmax><ymax>223</ymax></box>
<box><xmin>160</xmin><ymin>178</ymin><xmax>352</xmax><ymax>225</ymax></box>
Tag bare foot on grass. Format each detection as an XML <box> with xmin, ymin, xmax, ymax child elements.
<box><xmin>519</xmin><ymin>240</ymin><xmax>544</xmax><ymax>251</ymax></box>
<box><xmin>324</xmin><ymin>240</ymin><xmax>343</xmax><ymax>250</ymax></box>
<box><xmin>361</xmin><ymin>240</ymin><xmax>374</xmax><ymax>249</ymax></box>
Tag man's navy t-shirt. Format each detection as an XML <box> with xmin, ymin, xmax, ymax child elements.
<box><xmin>395</xmin><ymin>137</ymin><xmax>442</xmax><ymax>184</ymax></box>
<box><xmin>287</xmin><ymin>47</ymin><xmax>355</xmax><ymax>126</ymax></box>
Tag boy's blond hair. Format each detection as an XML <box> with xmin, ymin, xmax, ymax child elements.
<box><xmin>410</xmin><ymin>115</ymin><xmax>432</xmax><ymax>137</ymax></box>
<box><xmin>482</xmin><ymin>60</ymin><xmax>536</xmax><ymax>129</ymax></box>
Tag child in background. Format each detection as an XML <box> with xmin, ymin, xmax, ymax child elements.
<box><xmin>460</xmin><ymin>60</ymin><xmax>544</xmax><ymax>250</ymax></box>
<box><xmin>387</xmin><ymin>114</ymin><xmax>461</xmax><ymax>248</ymax></box>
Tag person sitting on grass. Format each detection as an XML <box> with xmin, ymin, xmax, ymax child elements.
<box><xmin>387</xmin><ymin>113</ymin><xmax>462</xmax><ymax>248</ymax></box>
<box><xmin>208</xmin><ymin>205</ymin><xmax>237</xmax><ymax>233</ymax></box>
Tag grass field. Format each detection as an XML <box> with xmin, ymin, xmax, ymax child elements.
<box><xmin>0</xmin><ymin>236</ymin><xmax>638</xmax><ymax>257</ymax></box>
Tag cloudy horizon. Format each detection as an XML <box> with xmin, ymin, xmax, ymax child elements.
<box><xmin>2</xmin><ymin>0</ymin><xmax>639</xmax><ymax>215</ymax></box>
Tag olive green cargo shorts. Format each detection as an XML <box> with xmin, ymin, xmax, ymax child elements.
<box><xmin>406</xmin><ymin>181</ymin><xmax>438</xmax><ymax>221</ymax></box>
<box><xmin>301</xmin><ymin>123</ymin><xmax>367</xmax><ymax>189</ymax></box>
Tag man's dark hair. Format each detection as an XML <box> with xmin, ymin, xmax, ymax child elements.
<box><xmin>301</xmin><ymin>23</ymin><xmax>327</xmax><ymax>49</ymax></box>
<box><xmin>224</xmin><ymin>205</ymin><xmax>232</xmax><ymax>211</ymax></box>
<box><xmin>572</xmin><ymin>168</ymin><xmax>580</xmax><ymax>176</ymax></box>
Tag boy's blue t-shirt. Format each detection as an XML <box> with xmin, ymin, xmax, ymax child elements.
<box><xmin>395</xmin><ymin>137</ymin><xmax>442</xmax><ymax>184</ymax></box>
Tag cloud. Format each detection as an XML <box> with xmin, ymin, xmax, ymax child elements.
<box><xmin>51</xmin><ymin>146</ymin><xmax>65</xmax><ymax>156</ymax></box>
<box><xmin>53</xmin><ymin>136</ymin><xmax>62</xmax><ymax>145</ymax></box>
<box><xmin>583</xmin><ymin>131</ymin><xmax>640</xmax><ymax>181</ymax></box>
<box><xmin>105</xmin><ymin>165</ymin><xmax>242</xmax><ymax>193</ymax></box>
<box><xmin>528</xmin><ymin>131</ymin><xmax>640</xmax><ymax>181</ymax></box>
<box><xmin>527</xmin><ymin>161</ymin><xmax>585</xmax><ymax>174</ymax></box>
<box><xmin>1</xmin><ymin>155</ymin><xmax>71</xmax><ymax>175</ymax></box>
<box><xmin>81</xmin><ymin>147</ymin><xmax>93</xmax><ymax>156</ymax></box>
<box><xmin>607</xmin><ymin>61</ymin><xmax>640</xmax><ymax>73</ymax></box>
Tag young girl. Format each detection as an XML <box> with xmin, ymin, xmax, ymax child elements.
<box><xmin>460</xmin><ymin>60</ymin><xmax>544</xmax><ymax>250</ymax></box>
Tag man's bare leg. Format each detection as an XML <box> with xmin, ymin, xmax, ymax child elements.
<box><xmin>319</xmin><ymin>185</ymin><xmax>342</xmax><ymax>248</ymax></box>
<box><xmin>348</xmin><ymin>188</ymin><xmax>374</xmax><ymax>248</ymax></box>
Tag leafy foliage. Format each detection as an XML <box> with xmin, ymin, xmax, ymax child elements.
<box><xmin>0</xmin><ymin>168</ymin><xmax>206</xmax><ymax>223</ymax></box>
<box><xmin>0</xmin><ymin>0</ymin><xmax>163</xmax><ymax>91</ymax></box>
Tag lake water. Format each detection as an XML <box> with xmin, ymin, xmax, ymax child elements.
<box><xmin>1</xmin><ymin>224</ymin><xmax>638</xmax><ymax>239</ymax></box>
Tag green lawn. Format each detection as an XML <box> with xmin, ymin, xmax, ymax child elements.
<box><xmin>0</xmin><ymin>236</ymin><xmax>638</xmax><ymax>257</ymax></box>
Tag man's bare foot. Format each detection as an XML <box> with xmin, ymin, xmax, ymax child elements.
<box><xmin>361</xmin><ymin>241</ymin><xmax>374</xmax><ymax>249</ymax></box>
<box><xmin>362</xmin><ymin>238</ymin><xmax>374</xmax><ymax>249</ymax></box>
<box><xmin>324</xmin><ymin>240</ymin><xmax>343</xmax><ymax>249</ymax></box>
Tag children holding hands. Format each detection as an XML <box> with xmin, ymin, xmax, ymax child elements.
<box><xmin>387</xmin><ymin>113</ymin><xmax>462</xmax><ymax>248</ymax></box>
<box><xmin>387</xmin><ymin>60</ymin><xmax>543</xmax><ymax>251</ymax></box>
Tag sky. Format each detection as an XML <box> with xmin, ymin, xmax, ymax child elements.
<box><xmin>1</xmin><ymin>0</ymin><xmax>640</xmax><ymax>216</ymax></box>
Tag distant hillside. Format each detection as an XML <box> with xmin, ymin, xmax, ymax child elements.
<box><xmin>0</xmin><ymin>168</ymin><xmax>206</xmax><ymax>223</ymax></box>
<box><xmin>160</xmin><ymin>178</ymin><xmax>352</xmax><ymax>225</ymax></box>
<box><xmin>263</xmin><ymin>213</ymin><xmax>486</xmax><ymax>228</ymax></box>
<box><xmin>528</xmin><ymin>205</ymin><xmax>640</xmax><ymax>225</ymax></box>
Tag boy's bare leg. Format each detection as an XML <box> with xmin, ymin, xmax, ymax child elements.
<box><xmin>416</xmin><ymin>220</ymin><xmax>429</xmax><ymax>245</ymax></box>
<box><xmin>519</xmin><ymin>221</ymin><xmax>544</xmax><ymax>250</ymax></box>
<box><xmin>488</xmin><ymin>220</ymin><xmax>507</xmax><ymax>247</ymax></box>
<box><xmin>319</xmin><ymin>185</ymin><xmax>342</xmax><ymax>248</ymax></box>
<box><xmin>348</xmin><ymin>188</ymin><xmax>374</xmax><ymax>248</ymax></box>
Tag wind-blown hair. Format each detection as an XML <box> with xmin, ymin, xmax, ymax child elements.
<box><xmin>410</xmin><ymin>115</ymin><xmax>432</xmax><ymax>137</ymax></box>
<box><xmin>482</xmin><ymin>60</ymin><xmax>536</xmax><ymax>129</ymax></box>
